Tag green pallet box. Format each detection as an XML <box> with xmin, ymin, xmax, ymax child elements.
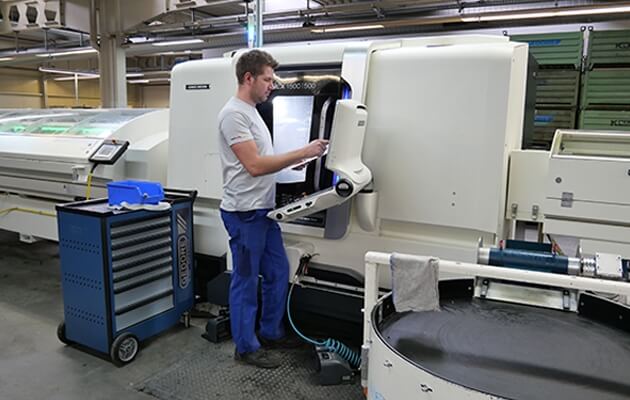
<box><xmin>579</xmin><ymin>110</ymin><xmax>630</xmax><ymax>131</ymax></box>
<box><xmin>535</xmin><ymin>70</ymin><xmax>581</xmax><ymax>107</ymax></box>
<box><xmin>581</xmin><ymin>68</ymin><xmax>630</xmax><ymax>108</ymax></box>
<box><xmin>588</xmin><ymin>30</ymin><xmax>630</xmax><ymax>68</ymax></box>
<box><xmin>512</xmin><ymin>32</ymin><xmax>583</xmax><ymax>69</ymax></box>
<box><xmin>528</xmin><ymin>109</ymin><xmax>577</xmax><ymax>150</ymax></box>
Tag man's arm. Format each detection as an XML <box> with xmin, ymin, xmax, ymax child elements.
<box><xmin>232</xmin><ymin>139</ymin><xmax>328</xmax><ymax>177</ymax></box>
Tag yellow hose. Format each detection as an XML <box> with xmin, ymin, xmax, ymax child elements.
<box><xmin>0</xmin><ymin>171</ymin><xmax>94</xmax><ymax>217</ymax></box>
<box><xmin>85</xmin><ymin>172</ymin><xmax>93</xmax><ymax>200</ymax></box>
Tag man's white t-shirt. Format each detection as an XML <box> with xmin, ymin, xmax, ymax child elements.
<box><xmin>218</xmin><ymin>96</ymin><xmax>276</xmax><ymax>212</ymax></box>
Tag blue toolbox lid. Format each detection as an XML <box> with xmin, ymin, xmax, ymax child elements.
<box><xmin>107</xmin><ymin>180</ymin><xmax>164</xmax><ymax>206</ymax></box>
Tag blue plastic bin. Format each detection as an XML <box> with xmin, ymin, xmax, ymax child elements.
<box><xmin>107</xmin><ymin>180</ymin><xmax>164</xmax><ymax>206</ymax></box>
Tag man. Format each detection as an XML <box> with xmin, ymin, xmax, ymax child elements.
<box><xmin>218</xmin><ymin>49</ymin><xmax>328</xmax><ymax>369</ymax></box>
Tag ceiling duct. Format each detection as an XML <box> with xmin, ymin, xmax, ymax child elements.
<box><xmin>0</xmin><ymin>0</ymin><xmax>90</xmax><ymax>34</ymax></box>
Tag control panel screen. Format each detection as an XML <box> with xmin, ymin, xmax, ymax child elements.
<box><xmin>256</xmin><ymin>66</ymin><xmax>345</xmax><ymax>228</ymax></box>
<box><xmin>272</xmin><ymin>95</ymin><xmax>314</xmax><ymax>184</ymax></box>
<box><xmin>89</xmin><ymin>140</ymin><xmax>129</xmax><ymax>164</ymax></box>
<box><xmin>96</xmin><ymin>144</ymin><xmax>117</xmax><ymax>158</ymax></box>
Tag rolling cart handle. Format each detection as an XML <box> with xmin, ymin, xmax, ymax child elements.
<box><xmin>163</xmin><ymin>188</ymin><xmax>198</xmax><ymax>203</ymax></box>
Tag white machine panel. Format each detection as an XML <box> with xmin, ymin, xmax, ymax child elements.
<box><xmin>0</xmin><ymin>135</ymin><xmax>100</xmax><ymax>163</ymax></box>
<box><xmin>233</xmin><ymin>42</ymin><xmax>348</xmax><ymax>68</ymax></box>
<box><xmin>168</xmin><ymin>57</ymin><xmax>235</xmax><ymax>200</ymax></box>
<box><xmin>362</xmin><ymin>42</ymin><xmax>527</xmax><ymax>234</ymax></box>
<box><xmin>546</xmin><ymin>130</ymin><xmax>630</xmax><ymax>224</ymax></box>
<box><xmin>506</xmin><ymin>150</ymin><xmax>549</xmax><ymax>222</ymax></box>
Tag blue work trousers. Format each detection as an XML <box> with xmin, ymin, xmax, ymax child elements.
<box><xmin>220</xmin><ymin>209</ymin><xmax>289</xmax><ymax>354</ymax></box>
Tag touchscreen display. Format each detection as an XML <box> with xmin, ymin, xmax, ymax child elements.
<box><xmin>272</xmin><ymin>95</ymin><xmax>314</xmax><ymax>184</ymax></box>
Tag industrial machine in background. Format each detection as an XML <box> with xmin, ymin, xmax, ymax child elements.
<box><xmin>508</xmin><ymin>129</ymin><xmax>630</xmax><ymax>260</ymax></box>
<box><xmin>55</xmin><ymin>187</ymin><xmax>196</xmax><ymax>366</ymax></box>
<box><xmin>0</xmin><ymin>108</ymin><xmax>168</xmax><ymax>242</ymax></box>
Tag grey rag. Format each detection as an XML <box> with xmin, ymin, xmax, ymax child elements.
<box><xmin>390</xmin><ymin>253</ymin><xmax>440</xmax><ymax>313</ymax></box>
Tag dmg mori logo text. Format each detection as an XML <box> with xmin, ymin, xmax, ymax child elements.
<box><xmin>611</xmin><ymin>119</ymin><xmax>630</xmax><ymax>127</ymax></box>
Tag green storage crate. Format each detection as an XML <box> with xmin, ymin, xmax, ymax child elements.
<box><xmin>535</xmin><ymin>70</ymin><xmax>580</xmax><ymax>107</ymax></box>
<box><xmin>528</xmin><ymin>109</ymin><xmax>577</xmax><ymax>149</ymax></box>
<box><xmin>582</xmin><ymin>68</ymin><xmax>630</xmax><ymax>108</ymax></box>
<box><xmin>512</xmin><ymin>32</ymin><xmax>583</xmax><ymax>68</ymax></box>
<box><xmin>588</xmin><ymin>30</ymin><xmax>630</xmax><ymax>68</ymax></box>
<box><xmin>579</xmin><ymin>110</ymin><xmax>630</xmax><ymax>131</ymax></box>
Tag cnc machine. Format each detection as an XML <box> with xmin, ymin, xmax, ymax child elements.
<box><xmin>0</xmin><ymin>108</ymin><xmax>168</xmax><ymax>241</ymax></box>
<box><xmin>168</xmin><ymin>36</ymin><xmax>529</xmax><ymax>288</ymax></box>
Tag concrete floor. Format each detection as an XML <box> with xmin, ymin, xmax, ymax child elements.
<box><xmin>0</xmin><ymin>229</ymin><xmax>209</xmax><ymax>400</ymax></box>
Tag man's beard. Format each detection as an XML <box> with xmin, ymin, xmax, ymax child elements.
<box><xmin>256</xmin><ymin>92</ymin><xmax>269</xmax><ymax>104</ymax></box>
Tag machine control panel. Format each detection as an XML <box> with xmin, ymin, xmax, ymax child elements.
<box><xmin>268</xmin><ymin>100</ymin><xmax>371</xmax><ymax>222</ymax></box>
<box><xmin>89</xmin><ymin>140</ymin><xmax>129</xmax><ymax>165</ymax></box>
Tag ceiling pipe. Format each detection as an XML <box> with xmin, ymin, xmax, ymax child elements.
<box><xmin>90</xmin><ymin>0</ymin><xmax>99</xmax><ymax>51</ymax></box>
<box><xmin>127</xmin><ymin>0</ymin><xmax>456</xmax><ymax>35</ymax></box>
<box><xmin>130</xmin><ymin>0</ymin><xmax>571</xmax><ymax>36</ymax></box>
<box><xmin>120</xmin><ymin>1</ymin><xmax>630</xmax><ymax>54</ymax></box>
<box><xmin>0</xmin><ymin>0</ymin><xmax>628</xmax><ymax>62</ymax></box>
<box><xmin>256</xmin><ymin>0</ymin><xmax>263</xmax><ymax>47</ymax></box>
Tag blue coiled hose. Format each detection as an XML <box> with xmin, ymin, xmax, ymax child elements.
<box><xmin>286</xmin><ymin>256</ymin><xmax>361</xmax><ymax>369</ymax></box>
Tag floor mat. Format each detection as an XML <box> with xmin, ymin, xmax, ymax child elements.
<box><xmin>137</xmin><ymin>340</ymin><xmax>364</xmax><ymax>400</ymax></box>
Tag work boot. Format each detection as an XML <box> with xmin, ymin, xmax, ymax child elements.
<box><xmin>259</xmin><ymin>334</ymin><xmax>303</xmax><ymax>350</ymax></box>
<box><xmin>234</xmin><ymin>348</ymin><xmax>282</xmax><ymax>369</ymax></box>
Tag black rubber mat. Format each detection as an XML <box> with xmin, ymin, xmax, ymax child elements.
<box><xmin>138</xmin><ymin>340</ymin><xmax>363</xmax><ymax>400</ymax></box>
<box><xmin>380</xmin><ymin>298</ymin><xmax>630</xmax><ymax>400</ymax></box>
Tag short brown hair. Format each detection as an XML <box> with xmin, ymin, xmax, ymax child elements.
<box><xmin>235</xmin><ymin>49</ymin><xmax>279</xmax><ymax>84</ymax></box>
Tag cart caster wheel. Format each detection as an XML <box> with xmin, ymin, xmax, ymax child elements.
<box><xmin>110</xmin><ymin>332</ymin><xmax>139</xmax><ymax>367</ymax></box>
<box><xmin>57</xmin><ymin>321</ymin><xmax>70</xmax><ymax>345</ymax></box>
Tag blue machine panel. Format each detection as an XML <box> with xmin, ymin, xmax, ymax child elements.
<box><xmin>58</xmin><ymin>212</ymin><xmax>111</xmax><ymax>353</ymax></box>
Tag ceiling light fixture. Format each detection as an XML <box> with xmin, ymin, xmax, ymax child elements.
<box><xmin>0</xmin><ymin>57</ymin><xmax>14</xmax><ymax>62</ymax></box>
<box><xmin>311</xmin><ymin>24</ymin><xmax>384</xmax><ymax>34</ymax></box>
<box><xmin>152</xmin><ymin>38</ymin><xmax>204</xmax><ymax>47</ymax></box>
<box><xmin>128</xmin><ymin>78</ymin><xmax>171</xmax><ymax>84</ymax></box>
<box><xmin>53</xmin><ymin>76</ymin><xmax>99</xmax><ymax>81</ymax></box>
<box><xmin>128</xmin><ymin>36</ymin><xmax>149</xmax><ymax>44</ymax></box>
<box><xmin>38</xmin><ymin>67</ymin><xmax>99</xmax><ymax>77</ymax></box>
<box><xmin>461</xmin><ymin>4</ymin><xmax>630</xmax><ymax>22</ymax></box>
<box><xmin>36</xmin><ymin>48</ymin><xmax>98</xmax><ymax>58</ymax></box>
<box><xmin>40</xmin><ymin>68</ymin><xmax>151</xmax><ymax>80</ymax></box>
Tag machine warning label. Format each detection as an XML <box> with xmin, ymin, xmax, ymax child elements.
<box><xmin>185</xmin><ymin>84</ymin><xmax>210</xmax><ymax>90</ymax></box>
